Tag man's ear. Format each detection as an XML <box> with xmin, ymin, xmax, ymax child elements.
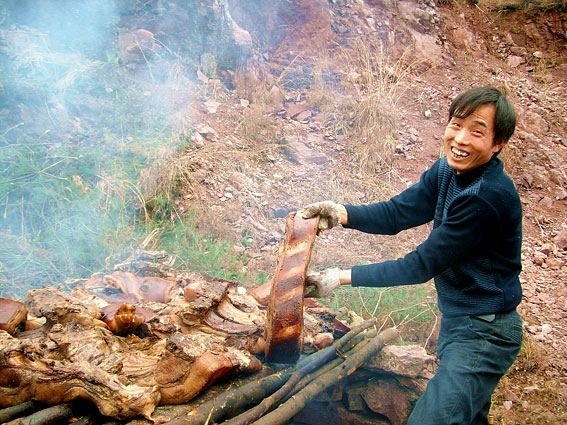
<box><xmin>492</xmin><ymin>140</ymin><xmax>507</xmax><ymax>154</ymax></box>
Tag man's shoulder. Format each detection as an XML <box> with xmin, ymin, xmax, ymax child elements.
<box><xmin>482</xmin><ymin>159</ymin><xmax>518</xmax><ymax>191</ymax></box>
<box><xmin>479</xmin><ymin>159</ymin><xmax>521</xmax><ymax>208</ymax></box>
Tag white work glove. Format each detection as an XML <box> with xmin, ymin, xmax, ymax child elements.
<box><xmin>305</xmin><ymin>268</ymin><xmax>341</xmax><ymax>298</ymax></box>
<box><xmin>300</xmin><ymin>201</ymin><xmax>342</xmax><ymax>234</ymax></box>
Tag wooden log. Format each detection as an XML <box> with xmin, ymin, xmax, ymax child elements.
<box><xmin>282</xmin><ymin>331</ymin><xmax>379</xmax><ymax>404</ymax></box>
<box><xmin>265</xmin><ymin>212</ymin><xmax>319</xmax><ymax>363</ymax></box>
<box><xmin>0</xmin><ymin>401</ymin><xmax>42</xmax><ymax>423</ymax></box>
<box><xmin>164</xmin><ymin>369</ymin><xmax>292</xmax><ymax>425</ymax></box>
<box><xmin>251</xmin><ymin>328</ymin><xmax>399</xmax><ymax>425</ymax></box>
<box><xmin>10</xmin><ymin>403</ymin><xmax>74</xmax><ymax>425</ymax></box>
<box><xmin>222</xmin><ymin>319</ymin><xmax>378</xmax><ymax>425</ymax></box>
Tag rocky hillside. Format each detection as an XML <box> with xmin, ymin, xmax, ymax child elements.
<box><xmin>181</xmin><ymin>1</ymin><xmax>567</xmax><ymax>423</ymax></box>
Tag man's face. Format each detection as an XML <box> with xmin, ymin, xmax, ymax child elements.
<box><xmin>444</xmin><ymin>103</ymin><xmax>506</xmax><ymax>174</ymax></box>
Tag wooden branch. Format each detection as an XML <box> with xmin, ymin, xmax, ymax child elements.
<box><xmin>165</xmin><ymin>370</ymin><xmax>292</xmax><ymax>425</ymax></box>
<box><xmin>8</xmin><ymin>403</ymin><xmax>74</xmax><ymax>425</ymax></box>
<box><xmin>282</xmin><ymin>332</ymin><xmax>378</xmax><ymax>404</ymax></box>
<box><xmin>221</xmin><ymin>318</ymin><xmax>378</xmax><ymax>425</ymax></box>
<box><xmin>250</xmin><ymin>327</ymin><xmax>399</xmax><ymax>425</ymax></box>
<box><xmin>0</xmin><ymin>401</ymin><xmax>42</xmax><ymax>424</ymax></box>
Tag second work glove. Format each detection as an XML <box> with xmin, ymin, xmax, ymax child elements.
<box><xmin>300</xmin><ymin>201</ymin><xmax>342</xmax><ymax>234</ymax></box>
<box><xmin>305</xmin><ymin>268</ymin><xmax>341</xmax><ymax>298</ymax></box>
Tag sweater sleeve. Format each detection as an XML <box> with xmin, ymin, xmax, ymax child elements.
<box><xmin>351</xmin><ymin>194</ymin><xmax>501</xmax><ymax>287</ymax></box>
<box><xmin>344</xmin><ymin>160</ymin><xmax>439</xmax><ymax>235</ymax></box>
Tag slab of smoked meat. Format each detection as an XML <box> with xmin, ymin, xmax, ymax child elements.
<box><xmin>265</xmin><ymin>212</ymin><xmax>319</xmax><ymax>363</ymax></box>
<box><xmin>0</xmin><ymin>298</ymin><xmax>27</xmax><ymax>335</ymax></box>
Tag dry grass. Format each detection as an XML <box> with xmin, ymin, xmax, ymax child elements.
<box><xmin>479</xmin><ymin>0</ymin><xmax>566</xmax><ymax>10</ymax></box>
<box><xmin>233</xmin><ymin>103</ymin><xmax>282</xmax><ymax>147</ymax></box>
<box><xmin>303</xmin><ymin>55</ymin><xmax>338</xmax><ymax>114</ymax></box>
<box><xmin>139</xmin><ymin>143</ymin><xmax>196</xmax><ymax>202</ymax></box>
<box><xmin>518</xmin><ymin>335</ymin><xmax>545</xmax><ymax>368</ymax></box>
<box><xmin>229</xmin><ymin>71</ymin><xmax>284</xmax><ymax>150</ymax></box>
<box><xmin>335</xmin><ymin>39</ymin><xmax>417</xmax><ymax>177</ymax></box>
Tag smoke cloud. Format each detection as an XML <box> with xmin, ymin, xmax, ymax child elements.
<box><xmin>0</xmin><ymin>1</ymin><xmax>239</xmax><ymax>299</ymax></box>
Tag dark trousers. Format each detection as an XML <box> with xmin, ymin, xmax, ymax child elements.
<box><xmin>407</xmin><ymin>310</ymin><xmax>522</xmax><ymax>425</ymax></box>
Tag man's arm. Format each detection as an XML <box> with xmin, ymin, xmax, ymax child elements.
<box><xmin>344</xmin><ymin>160</ymin><xmax>440</xmax><ymax>235</ymax></box>
<box><xmin>349</xmin><ymin>194</ymin><xmax>500</xmax><ymax>288</ymax></box>
<box><xmin>316</xmin><ymin>195</ymin><xmax>499</xmax><ymax>290</ymax></box>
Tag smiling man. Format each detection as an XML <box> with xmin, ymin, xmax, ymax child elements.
<box><xmin>300</xmin><ymin>86</ymin><xmax>523</xmax><ymax>425</ymax></box>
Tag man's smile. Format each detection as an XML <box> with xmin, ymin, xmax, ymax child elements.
<box><xmin>451</xmin><ymin>147</ymin><xmax>470</xmax><ymax>158</ymax></box>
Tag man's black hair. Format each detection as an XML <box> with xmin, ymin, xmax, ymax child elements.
<box><xmin>448</xmin><ymin>86</ymin><xmax>516</xmax><ymax>145</ymax></box>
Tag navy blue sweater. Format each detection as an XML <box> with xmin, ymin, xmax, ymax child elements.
<box><xmin>345</xmin><ymin>157</ymin><xmax>522</xmax><ymax>317</ymax></box>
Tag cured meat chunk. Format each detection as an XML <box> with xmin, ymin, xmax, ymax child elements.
<box><xmin>0</xmin><ymin>298</ymin><xmax>27</xmax><ymax>335</ymax></box>
<box><xmin>265</xmin><ymin>212</ymin><xmax>319</xmax><ymax>363</ymax></box>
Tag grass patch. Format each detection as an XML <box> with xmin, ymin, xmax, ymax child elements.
<box><xmin>139</xmin><ymin>216</ymin><xmax>250</xmax><ymax>282</ymax></box>
<box><xmin>322</xmin><ymin>282</ymin><xmax>439</xmax><ymax>348</ymax></box>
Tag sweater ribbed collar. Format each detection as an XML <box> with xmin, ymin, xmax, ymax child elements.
<box><xmin>452</xmin><ymin>156</ymin><xmax>501</xmax><ymax>187</ymax></box>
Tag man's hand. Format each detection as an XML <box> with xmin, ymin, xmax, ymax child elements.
<box><xmin>300</xmin><ymin>201</ymin><xmax>343</xmax><ymax>234</ymax></box>
<box><xmin>305</xmin><ymin>268</ymin><xmax>341</xmax><ymax>298</ymax></box>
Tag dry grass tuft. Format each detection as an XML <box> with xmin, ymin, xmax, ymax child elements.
<box><xmin>233</xmin><ymin>103</ymin><xmax>282</xmax><ymax>147</ymax></box>
<box><xmin>518</xmin><ymin>335</ymin><xmax>545</xmax><ymax>369</ymax></box>
<box><xmin>336</xmin><ymin>39</ymin><xmax>417</xmax><ymax>176</ymax></box>
<box><xmin>226</xmin><ymin>71</ymin><xmax>285</xmax><ymax>158</ymax></box>
<box><xmin>480</xmin><ymin>0</ymin><xmax>566</xmax><ymax>11</ymax></box>
<box><xmin>139</xmin><ymin>145</ymin><xmax>189</xmax><ymax>200</ymax></box>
